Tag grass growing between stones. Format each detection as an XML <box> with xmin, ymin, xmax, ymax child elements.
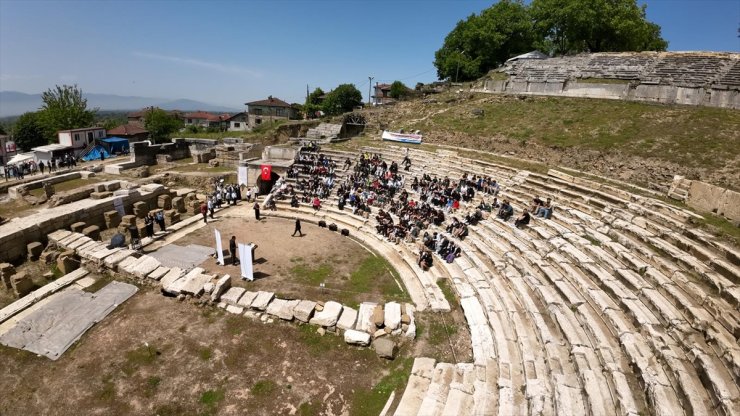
<box><xmin>349</xmin><ymin>255</ymin><xmax>408</xmax><ymax>302</ymax></box>
<box><xmin>699</xmin><ymin>213</ymin><xmax>740</xmax><ymax>247</ymax></box>
<box><xmin>296</xmin><ymin>323</ymin><xmax>344</xmax><ymax>355</ymax></box>
<box><xmin>438</xmin><ymin>278</ymin><xmax>458</xmax><ymax>309</ymax></box>
<box><xmin>349</xmin><ymin>357</ymin><xmax>414</xmax><ymax>416</ymax></box>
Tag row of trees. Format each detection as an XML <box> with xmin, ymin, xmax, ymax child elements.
<box><xmin>12</xmin><ymin>85</ymin><xmax>98</xmax><ymax>151</ymax></box>
<box><xmin>434</xmin><ymin>0</ymin><xmax>668</xmax><ymax>81</ymax></box>
<box><xmin>304</xmin><ymin>84</ymin><xmax>363</xmax><ymax>117</ymax></box>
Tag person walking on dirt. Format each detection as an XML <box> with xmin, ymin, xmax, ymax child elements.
<box><xmin>200</xmin><ymin>201</ymin><xmax>208</xmax><ymax>224</ymax></box>
<box><xmin>253</xmin><ymin>202</ymin><xmax>261</xmax><ymax>221</ymax></box>
<box><xmin>292</xmin><ymin>218</ymin><xmax>303</xmax><ymax>237</ymax></box>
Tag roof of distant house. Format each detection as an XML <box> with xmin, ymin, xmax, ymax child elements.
<box><xmin>184</xmin><ymin>111</ymin><xmax>225</xmax><ymax>121</ymax></box>
<box><xmin>107</xmin><ymin>123</ymin><xmax>149</xmax><ymax>136</ymax></box>
<box><xmin>375</xmin><ymin>83</ymin><xmax>392</xmax><ymax>90</ymax></box>
<box><xmin>245</xmin><ymin>96</ymin><xmax>292</xmax><ymax>108</ymax></box>
<box><xmin>57</xmin><ymin>126</ymin><xmax>105</xmax><ymax>133</ymax></box>
<box><xmin>223</xmin><ymin>112</ymin><xmax>247</xmax><ymax>121</ymax></box>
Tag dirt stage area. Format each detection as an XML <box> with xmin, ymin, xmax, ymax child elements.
<box><xmin>0</xmin><ymin>289</ymin><xmax>403</xmax><ymax>415</ymax></box>
<box><xmin>175</xmin><ymin>213</ymin><xmax>410</xmax><ymax>308</ymax></box>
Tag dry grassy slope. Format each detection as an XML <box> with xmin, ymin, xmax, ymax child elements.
<box><xmin>358</xmin><ymin>92</ymin><xmax>740</xmax><ymax>192</ymax></box>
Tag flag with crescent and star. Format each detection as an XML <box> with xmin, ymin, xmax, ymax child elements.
<box><xmin>260</xmin><ymin>164</ymin><xmax>272</xmax><ymax>180</ymax></box>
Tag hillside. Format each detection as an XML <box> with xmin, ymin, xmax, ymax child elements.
<box><xmin>0</xmin><ymin>91</ymin><xmax>240</xmax><ymax>117</ymax></box>
<box><xmin>359</xmin><ymin>92</ymin><xmax>740</xmax><ymax>191</ymax></box>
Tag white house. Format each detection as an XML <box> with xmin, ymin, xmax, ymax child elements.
<box><xmin>58</xmin><ymin>127</ymin><xmax>106</xmax><ymax>150</ymax></box>
<box><xmin>225</xmin><ymin>112</ymin><xmax>249</xmax><ymax>132</ymax></box>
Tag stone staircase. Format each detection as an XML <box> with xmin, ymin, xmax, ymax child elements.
<box><xmin>304</xmin><ymin>123</ymin><xmax>343</xmax><ymax>143</ymax></box>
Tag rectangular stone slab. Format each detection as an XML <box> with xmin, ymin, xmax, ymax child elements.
<box><xmin>337</xmin><ymin>306</ymin><xmax>358</xmax><ymax>331</ymax></box>
<box><xmin>221</xmin><ymin>287</ymin><xmax>246</xmax><ymax>306</ymax></box>
<box><xmin>356</xmin><ymin>302</ymin><xmax>378</xmax><ymax>332</ymax></box>
<box><xmin>48</xmin><ymin>230</ymin><xmax>71</xmax><ymax>244</ymax></box>
<box><xmin>159</xmin><ymin>267</ymin><xmax>183</xmax><ymax>288</ymax></box>
<box><xmin>309</xmin><ymin>301</ymin><xmax>343</xmax><ymax>327</ymax></box>
<box><xmin>237</xmin><ymin>291</ymin><xmax>258</xmax><ymax>308</ymax></box>
<box><xmin>103</xmin><ymin>250</ymin><xmax>135</xmax><ymax>268</ymax></box>
<box><xmin>180</xmin><ymin>272</ymin><xmax>212</xmax><ymax>296</ymax></box>
<box><xmin>293</xmin><ymin>300</ymin><xmax>316</xmax><ymax>322</ymax></box>
<box><xmin>251</xmin><ymin>291</ymin><xmax>275</xmax><ymax>310</ymax></box>
<box><xmin>384</xmin><ymin>302</ymin><xmax>402</xmax><ymax>330</ymax></box>
<box><xmin>266</xmin><ymin>299</ymin><xmax>299</xmax><ymax>321</ymax></box>
<box><xmin>147</xmin><ymin>266</ymin><xmax>170</xmax><ymax>281</ymax></box>
<box><xmin>164</xmin><ymin>267</ymin><xmax>203</xmax><ymax>295</ymax></box>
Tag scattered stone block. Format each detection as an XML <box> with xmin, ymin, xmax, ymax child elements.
<box><xmin>121</xmin><ymin>214</ymin><xmax>137</xmax><ymax>226</ymax></box>
<box><xmin>405</xmin><ymin>304</ymin><xmax>416</xmax><ymax>339</ymax></box>
<box><xmin>372</xmin><ymin>304</ymin><xmax>385</xmax><ymax>328</ymax></box>
<box><xmin>94</xmin><ymin>184</ymin><xmax>106</xmax><ymax>192</ymax></box>
<box><xmin>164</xmin><ymin>210</ymin><xmax>180</xmax><ymax>226</ymax></box>
<box><xmin>251</xmin><ymin>291</ymin><xmax>275</xmax><ymax>310</ymax></box>
<box><xmin>309</xmin><ymin>301</ymin><xmax>343</xmax><ymax>327</ymax></box>
<box><xmin>384</xmin><ymin>302</ymin><xmax>402</xmax><ymax>330</ymax></box>
<box><xmin>70</xmin><ymin>222</ymin><xmax>86</xmax><ymax>233</ymax></box>
<box><xmin>133</xmin><ymin>201</ymin><xmax>148</xmax><ymax>218</ymax></box>
<box><xmin>267</xmin><ymin>299</ymin><xmax>300</xmax><ymax>321</ymax></box>
<box><xmin>356</xmin><ymin>302</ymin><xmax>378</xmax><ymax>332</ymax></box>
<box><xmin>373</xmin><ymin>338</ymin><xmax>397</xmax><ymax>359</ymax></box>
<box><xmin>104</xmin><ymin>181</ymin><xmax>120</xmax><ymax>192</ymax></box>
<box><xmin>0</xmin><ymin>263</ymin><xmax>17</xmax><ymax>290</ymax></box>
<box><xmin>104</xmin><ymin>210</ymin><xmax>121</xmax><ymax>229</ymax></box>
<box><xmin>221</xmin><ymin>287</ymin><xmax>246</xmax><ymax>306</ymax></box>
<box><xmin>82</xmin><ymin>225</ymin><xmax>101</xmax><ymax>241</ymax></box>
<box><xmin>316</xmin><ymin>327</ymin><xmax>326</xmax><ymax>336</ymax></box>
<box><xmin>237</xmin><ymin>291</ymin><xmax>259</xmax><ymax>308</ymax></box>
<box><xmin>159</xmin><ymin>267</ymin><xmax>184</xmax><ymax>289</ymax></box>
<box><xmin>337</xmin><ymin>306</ymin><xmax>358</xmax><ymax>331</ymax></box>
<box><xmin>11</xmin><ymin>273</ymin><xmax>34</xmax><ymax>297</ymax></box>
<box><xmin>211</xmin><ymin>274</ymin><xmax>232</xmax><ymax>302</ymax></box>
<box><xmin>293</xmin><ymin>300</ymin><xmax>317</xmax><ymax>322</ymax></box>
<box><xmin>226</xmin><ymin>305</ymin><xmax>244</xmax><ymax>314</ymax></box>
<box><xmin>57</xmin><ymin>252</ymin><xmax>79</xmax><ymax>274</ymax></box>
<box><xmin>344</xmin><ymin>329</ymin><xmax>371</xmax><ymax>346</ymax></box>
<box><xmin>203</xmin><ymin>282</ymin><xmax>214</xmax><ymax>294</ymax></box>
<box><xmin>158</xmin><ymin>194</ymin><xmax>172</xmax><ymax>210</ymax></box>
<box><xmin>172</xmin><ymin>196</ymin><xmax>186</xmax><ymax>213</ymax></box>
<box><xmin>27</xmin><ymin>242</ymin><xmax>44</xmax><ymax>260</ymax></box>
<box><xmin>40</xmin><ymin>250</ymin><xmax>59</xmax><ymax>264</ymax></box>
<box><xmin>147</xmin><ymin>266</ymin><xmax>170</xmax><ymax>281</ymax></box>
<box><xmin>373</xmin><ymin>329</ymin><xmax>387</xmax><ymax>339</ymax></box>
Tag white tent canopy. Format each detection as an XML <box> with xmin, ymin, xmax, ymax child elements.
<box><xmin>6</xmin><ymin>152</ymin><xmax>35</xmax><ymax>165</ymax></box>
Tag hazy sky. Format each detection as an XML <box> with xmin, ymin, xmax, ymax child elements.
<box><xmin>1</xmin><ymin>0</ymin><xmax>738</xmax><ymax>107</ymax></box>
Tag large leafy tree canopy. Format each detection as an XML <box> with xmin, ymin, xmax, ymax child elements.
<box><xmin>434</xmin><ymin>0</ymin><xmax>667</xmax><ymax>81</ymax></box>
<box><xmin>13</xmin><ymin>112</ymin><xmax>47</xmax><ymax>151</ymax></box>
<box><xmin>144</xmin><ymin>108</ymin><xmax>182</xmax><ymax>143</ymax></box>
<box><xmin>304</xmin><ymin>87</ymin><xmax>325</xmax><ymax>118</ymax></box>
<box><xmin>390</xmin><ymin>81</ymin><xmax>411</xmax><ymax>99</ymax></box>
<box><xmin>38</xmin><ymin>84</ymin><xmax>97</xmax><ymax>139</ymax></box>
<box><xmin>321</xmin><ymin>84</ymin><xmax>363</xmax><ymax>116</ymax></box>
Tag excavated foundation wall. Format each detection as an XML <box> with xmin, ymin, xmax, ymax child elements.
<box><xmin>482</xmin><ymin>80</ymin><xmax>740</xmax><ymax>109</ymax></box>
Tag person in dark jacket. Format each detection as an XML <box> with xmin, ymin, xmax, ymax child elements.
<box><xmin>229</xmin><ymin>236</ymin><xmax>238</xmax><ymax>265</ymax></box>
<box><xmin>292</xmin><ymin>218</ymin><xmax>303</xmax><ymax>237</ymax></box>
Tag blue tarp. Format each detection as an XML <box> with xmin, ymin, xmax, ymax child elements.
<box><xmin>100</xmin><ymin>137</ymin><xmax>130</xmax><ymax>154</ymax></box>
<box><xmin>82</xmin><ymin>145</ymin><xmax>110</xmax><ymax>162</ymax></box>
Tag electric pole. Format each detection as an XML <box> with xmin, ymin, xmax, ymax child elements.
<box><xmin>368</xmin><ymin>76</ymin><xmax>374</xmax><ymax>105</ymax></box>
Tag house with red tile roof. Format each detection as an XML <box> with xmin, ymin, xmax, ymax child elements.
<box><xmin>106</xmin><ymin>122</ymin><xmax>149</xmax><ymax>142</ymax></box>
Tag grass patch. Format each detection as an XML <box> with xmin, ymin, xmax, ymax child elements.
<box><xmin>437</xmin><ymin>279</ymin><xmax>458</xmax><ymax>309</ymax></box>
<box><xmin>82</xmin><ymin>274</ymin><xmax>115</xmax><ymax>293</ymax></box>
<box><xmin>200</xmin><ymin>388</ymin><xmax>225</xmax><ymax>411</ymax></box>
<box><xmin>349</xmin><ymin>357</ymin><xmax>413</xmax><ymax>416</ymax></box>
<box><xmin>581</xmin><ymin>234</ymin><xmax>602</xmax><ymax>247</ymax></box>
<box><xmin>97</xmin><ymin>374</ymin><xmax>116</xmax><ymax>401</ymax></box>
<box><xmin>122</xmin><ymin>344</ymin><xmax>158</xmax><ymax>376</ymax></box>
<box><xmin>350</xmin><ymin>255</ymin><xmax>406</xmax><ymax>300</ymax></box>
<box><xmin>198</xmin><ymin>347</ymin><xmax>212</xmax><ymax>361</ymax></box>
<box><xmin>144</xmin><ymin>376</ymin><xmax>161</xmax><ymax>398</ymax></box>
<box><xmin>428</xmin><ymin>319</ymin><xmax>457</xmax><ymax>346</ymax></box>
<box><xmin>296</xmin><ymin>323</ymin><xmax>342</xmax><ymax>355</ymax></box>
<box><xmin>225</xmin><ymin>315</ymin><xmax>248</xmax><ymax>335</ymax></box>
<box><xmin>251</xmin><ymin>380</ymin><xmax>277</xmax><ymax>397</ymax></box>
<box><xmin>699</xmin><ymin>213</ymin><xmax>740</xmax><ymax>247</ymax></box>
<box><xmin>298</xmin><ymin>401</ymin><xmax>321</xmax><ymax>416</ymax></box>
<box><xmin>290</xmin><ymin>262</ymin><xmax>333</xmax><ymax>285</ymax></box>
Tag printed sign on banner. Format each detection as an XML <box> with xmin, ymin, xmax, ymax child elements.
<box><xmin>238</xmin><ymin>243</ymin><xmax>254</xmax><ymax>281</ymax></box>
<box><xmin>237</xmin><ymin>166</ymin><xmax>248</xmax><ymax>186</ymax></box>
<box><xmin>214</xmin><ymin>229</ymin><xmax>225</xmax><ymax>266</ymax></box>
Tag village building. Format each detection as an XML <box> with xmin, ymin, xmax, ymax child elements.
<box><xmin>57</xmin><ymin>127</ymin><xmax>106</xmax><ymax>150</ymax></box>
<box><xmin>106</xmin><ymin>123</ymin><xmax>149</xmax><ymax>142</ymax></box>
<box><xmin>245</xmin><ymin>96</ymin><xmax>298</xmax><ymax>128</ymax></box>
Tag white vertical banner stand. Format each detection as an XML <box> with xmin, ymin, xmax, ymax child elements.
<box><xmin>238</xmin><ymin>166</ymin><xmax>248</xmax><ymax>187</ymax></box>
<box><xmin>238</xmin><ymin>243</ymin><xmax>254</xmax><ymax>281</ymax></box>
<box><xmin>214</xmin><ymin>229</ymin><xmax>225</xmax><ymax>266</ymax></box>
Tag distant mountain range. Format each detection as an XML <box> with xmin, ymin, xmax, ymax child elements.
<box><xmin>0</xmin><ymin>91</ymin><xmax>241</xmax><ymax>117</ymax></box>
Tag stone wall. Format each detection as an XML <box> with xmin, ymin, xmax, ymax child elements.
<box><xmin>105</xmin><ymin>140</ymin><xmax>191</xmax><ymax>174</ymax></box>
<box><xmin>668</xmin><ymin>176</ymin><xmax>740</xmax><ymax>225</ymax></box>
<box><xmin>8</xmin><ymin>172</ymin><xmax>82</xmax><ymax>199</ymax></box>
<box><xmin>481</xmin><ymin>51</ymin><xmax>740</xmax><ymax>109</ymax></box>
<box><xmin>262</xmin><ymin>146</ymin><xmax>296</xmax><ymax>161</ymax></box>
<box><xmin>0</xmin><ymin>184</ymin><xmax>169</xmax><ymax>263</ymax></box>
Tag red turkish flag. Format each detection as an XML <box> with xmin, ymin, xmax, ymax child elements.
<box><xmin>260</xmin><ymin>164</ymin><xmax>272</xmax><ymax>180</ymax></box>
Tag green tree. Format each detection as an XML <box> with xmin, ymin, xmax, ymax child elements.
<box><xmin>143</xmin><ymin>108</ymin><xmax>182</xmax><ymax>143</ymax></box>
<box><xmin>389</xmin><ymin>81</ymin><xmax>410</xmax><ymax>100</ymax></box>
<box><xmin>12</xmin><ymin>112</ymin><xmax>47</xmax><ymax>151</ymax></box>
<box><xmin>529</xmin><ymin>0</ymin><xmax>667</xmax><ymax>54</ymax></box>
<box><xmin>321</xmin><ymin>84</ymin><xmax>363</xmax><ymax>116</ymax></box>
<box><xmin>434</xmin><ymin>0</ymin><xmax>536</xmax><ymax>81</ymax></box>
<box><xmin>304</xmin><ymin>87</ymin><xmax>325</xmax><ymax>118</ymax></box>
<box><xmin>38</xmin><ymin>84</ymin><xmax>97</xmax><ymax>139</ymax></box>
